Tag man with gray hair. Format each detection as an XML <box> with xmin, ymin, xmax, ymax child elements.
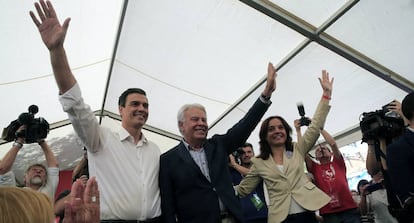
<box><xmin>159</xmin><ymin>62</ymin><xmax>277</xmax><ymax>223</ymax></box>
<box><xmin>0</xmin><ymin>126</ymin><xmax>59</xmax><ymax>199</ymax></box>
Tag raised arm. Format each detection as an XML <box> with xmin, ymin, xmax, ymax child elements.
<box><xmin>294</xmin><ymin>119</ymin><xmax>302</xmax><ymax>142</ymax></box>
<box><xmin>261</xmin><ymin>62</ymin><xmax>277</xmax><ymax>99</ymax></box>
<box><xmin>0</xmin><ymin>146</ymin><xmax>20</xmax><ymax>175</ymax></box>
<box><xmin>39</xmin><ymin>140</ymin><xmax>58</xmax><ymax>168</ymax></box>
<box><xmin>320</xmin><ymin>129</ymin><xmax>341</xmax><ymax>159</ymax></box>
<box><xmin>30</xmin><ymin>0</ymin><xmax>76</xmax><ymax>94</ymax></box>
<box><xmin>0</xmin><ymin>126</ymin><xmax>25</xmax><ymax>174</ymax></box>
<box><xmin>228</xmin><ymin>154</ymin><xmax>251</xmax><ymax>176</ymax></box>
<box><xmin>305</xmin><ymin>154</ymin><xmax>314</xmax><ymax>172</ymax></box>
<box><xmin>297</xmin><ymin>70</ymin><xmax>334</xmax><ymax>154</ymax></box>
<box><xmin>318</xmin><ymin>70</ymin><xmax>333</xmax><ymax>102</ymax></box>
<box><xmin>365</xmin><ymin>140</ymin><xmax>382</xmax><ymax>175</ymax></box>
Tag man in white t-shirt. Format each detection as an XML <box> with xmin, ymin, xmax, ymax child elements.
<box><xmin>0</xmin><ymin>131</ymin><xmax>59</xmax><ymax>200</ymax></box>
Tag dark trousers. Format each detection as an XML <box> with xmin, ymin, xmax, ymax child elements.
<box><xmin>100</xmin><ymin>217</ymin><xmax>162</xmax><ymax>223</ymax></box>
<box><xmin>281</xmin><ymin>211</ymin><xmax>318</xmax><ymax>223</ymax></box>
<box><xmin>246</xmin><ymin>218</ymin><xmax>267</xmax><ymax>223</ymax></box>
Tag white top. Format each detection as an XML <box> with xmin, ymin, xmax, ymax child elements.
<box><xmin>367</xmin><ymin>189</ymin><xmax>398</xmax><ymax>223</ymax></box>
<box><xmin>276</xmin><ymin>164</ymin><xmax>306</xmax><ymax>214</ymax></box>
<box><xmin>37</xmin><ymin>167</ymin><xmax>59</xmax><ymax>200</ymax></box>
<box><xmin>59</xmin><ymin>83</ymin><xmax>161</xmax><ymax>220</ymax></box>
<box><xmin>0</xmin><ymin>167</ymin><xmax>59</xmax><ymax>200</ymax></box>
<box><xmin>0</xmin><ymin>170</ymin><xmax>16</xmax><ymax>186</ymax></box>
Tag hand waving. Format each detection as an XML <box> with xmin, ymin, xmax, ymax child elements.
<box><xmin>318</xmin><ymin>70</ymin><xmax>334</xmax><ymax>97</ymax></box>
<box><xmin>262</xmin><ymin>62</ymin><xmax>277</xmax><ymax>98</ymax></box>
<box><xmin>29</xmin><ymin>0</ymin><xmax>70</xmax><ymax>50</ymax></box>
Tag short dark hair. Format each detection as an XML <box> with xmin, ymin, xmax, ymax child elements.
<box><xmin>357</xmin><ymin>179</ymin><xmax>369</xmax><ymax>194</ymax></box>
<box><xmin>118</xmin><ymin>88</ymin><xmax>147</xmax><ymax>107</ymax></box>
<box><xmin>402</xmin><ymin>91</ymin><xmax>414</xmax><ymax>120</ymax></box>
<box><xmin>242</xmin><ymin>142</ymin><xmax>253</xmax><ymax>149</ymax></box>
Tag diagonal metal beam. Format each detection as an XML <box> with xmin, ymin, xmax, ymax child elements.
<box><xmin>240</xmin><ymin>0</ymin><xmax>413</xmax><ymax>92</ymax></box>
<box><xmin>99</xmin><ymin>0</ymin><xmax>130</xmax><ymax>124</ymax></box>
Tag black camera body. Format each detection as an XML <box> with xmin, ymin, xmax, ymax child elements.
<box><xmin>232</xmin><ymin>147</ymin><xmax>245</xmax><ymax>164</ymax></box>
<box><xmin>297</xmin><ymin>102</ymin><xmax>311</xmax><ymax>126</ymax></box>
<box><xmin>3</xmin><ymin>105</ymin><xmax>49</xmax><ymax>144</ymax></box>
<box><xmin>360</xmin><ymin>103</ymin><xmax>404</xmax><ymax>142</ymax></box>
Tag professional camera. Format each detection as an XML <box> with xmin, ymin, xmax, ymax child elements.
<box><xmin>2</xmin><ymin>105</ymin><xmax>49</xmax><ymax>144</ymax></box>
<box><xmin>297</xmin><ymin>102</ymin><xmax>311</xmax><ymax>126</ymax></box>
<box><xmin>231</xmin><ymin>147</ymin><xmax>245</xmax><ymax>164</ymax></box>
<box><xmin>359</xmin><ymin>102</ymin><xmax>404</xmax><ymax>142</ymax></box>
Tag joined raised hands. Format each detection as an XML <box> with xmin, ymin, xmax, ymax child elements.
<box><xmin>63</xmin><ymin>177</ymin><xmax>100</xmax><ymax>223</ymax></box>
<box><xmin>29</xmin><ymin>0</ymin><xmax>70</xmax><ymax>50</ymax></box>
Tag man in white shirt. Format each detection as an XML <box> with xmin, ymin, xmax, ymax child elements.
<box><xmin>30</xmin><ymin>1</ymin><xmax>161</xmax><ymax>222</ymax></box>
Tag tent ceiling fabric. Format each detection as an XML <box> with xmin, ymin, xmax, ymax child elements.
<box><xmin>1</xmin><ymin>0</ymin><xmax>413</xmax><ymax>181</ymax></box>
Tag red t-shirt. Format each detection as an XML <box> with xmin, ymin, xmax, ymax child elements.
<box><xmin>308</xmin><ymin>156</ymin><xmax>357</xmax><ymax>215</ymax></box>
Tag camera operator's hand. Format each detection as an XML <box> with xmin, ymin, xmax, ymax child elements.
<box><xmin>387</xmin><ymin>100</ymin><xmax>401</xmax><ymax>114</ymax></box>
<box><xmin>15</xmin><ymin>125</ymin><xmax>26</xmax><ymax>144</ymax></box>
<box><xmin>387</xmin><ymin>100</ymin><xmax>410</xmax><ymax>125</ymax></box>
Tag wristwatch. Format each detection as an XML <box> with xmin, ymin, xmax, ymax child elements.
<box><xmin>12</xmin><ymin>141</ymin><xmax>23</xmax><ymax>149</ymax></box>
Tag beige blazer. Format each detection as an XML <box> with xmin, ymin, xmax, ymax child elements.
<box><xmin>237</xmin><ymin>101</ymin><xmax>331</xmax><ymax>223</ymax></box>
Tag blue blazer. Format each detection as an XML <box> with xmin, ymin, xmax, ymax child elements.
<box><xmin>159</xmin><ymin>98</ymin><xmax>270</xmax><ymax>223</ymax></box>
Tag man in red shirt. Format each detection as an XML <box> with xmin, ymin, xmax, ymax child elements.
<box><xmin>306</xmin><ymin>129</ymin><xmax>361</xmax><ymax>223</ymax></box>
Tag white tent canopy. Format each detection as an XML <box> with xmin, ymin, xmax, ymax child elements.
<box><xmin>1</xmin><ymin>0</ymin><xmax>413</xmax><ymax>182</ymax></box>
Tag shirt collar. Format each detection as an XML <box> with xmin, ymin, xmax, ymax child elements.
<box><xmin>182</xmin><ymin>139</ymin><xmax>204</xmax><ymax>151</ymax></box>
<box><xmin>118</xmin><ymin>127</ymin><xmax>148</xmax><ymax>144</ymax></box>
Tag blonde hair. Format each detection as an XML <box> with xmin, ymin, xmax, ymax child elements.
<box><xmin>0</xmin><ymin>187</ymin><xmax>54</xmax><ymax>223</ymax></box>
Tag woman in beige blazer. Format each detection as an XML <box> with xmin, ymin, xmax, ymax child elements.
<box><xmin>237</xmin><ymin>70</ymin><xmax>333</xmax><ymax>223</ymax></box>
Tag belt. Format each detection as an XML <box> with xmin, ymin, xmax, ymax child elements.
<box><xmin>101</xmin><ymin>216</ymin><xmax>162</xmax><ymax>223</ymax></box>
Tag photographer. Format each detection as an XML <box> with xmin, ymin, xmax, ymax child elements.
<box><xmin>229</xmin><ymin>143</ymin><xmax>268</xmax><ymax>223</ymax></box>
<box><xmin>361</xmin><ymin>99</ymin><xmax>413</xmax><ymax>222</ymax></box>
<box><xmin>386</xmin><ymin>92</ymin><xmax>414</xmax><ymax>222</ymax></box>
<box><xmin>365</xmin><ymin>100</ymin><xmax>406</xmax><ymax>175</ymax></box>
<box><xmin>359</xmin><ymin>170</ymin><xmax>397</xmax><ymax>223</ymax></box>
<box><xmin>0</xmin><ymin>125</ymin><xmax>59</xmax><ymax>199</ymax></box>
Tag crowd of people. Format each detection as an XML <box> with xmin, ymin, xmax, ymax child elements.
<box><xmin>0</xmin><ymin>0</ymin><xmax>413</xmax><ymax>223</ymax></box>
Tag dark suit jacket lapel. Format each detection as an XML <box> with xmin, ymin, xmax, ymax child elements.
<box><xmin>204</xmin><ymin>143</ymin><xmax>214</xmax><ymax>167</ymax></box>
<box><xmin>177</xmin><ymin>142</ymin><xmax>211</xmax><ymax>182</ymax></box>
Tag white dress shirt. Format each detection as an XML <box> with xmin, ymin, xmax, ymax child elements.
<box><xmin>59</xmin><ymin>83</ymin><xmax>161</xmax><ymax>220</ymax></box>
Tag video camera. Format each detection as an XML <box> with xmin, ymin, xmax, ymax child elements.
<box><xmin>2</xmin><ymin>105</ymin><xmax>49</xmax><ymax>144</ymax></box>
<box><xmin>359</xmin><ymin>101</ymin><xmax>404</xmax><ymax>142</ymax></box>
<box><xmin>297</xmin><ymin>102</ymin><xmax>311</xmax><ymax>126</ymax></box>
